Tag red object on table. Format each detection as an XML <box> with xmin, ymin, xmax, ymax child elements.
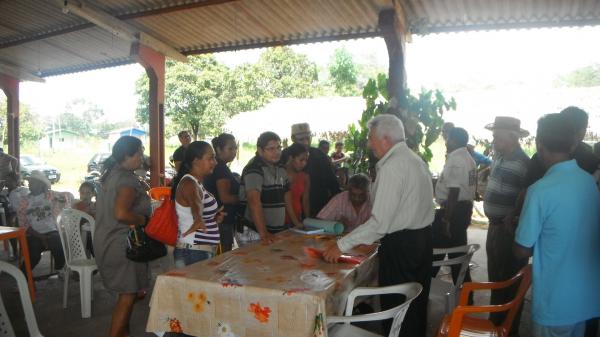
<box><xmin>0</xmin><ymin>226</ymin><xmax>35</xmax><ymax>301</ymax></box>
<box><xmin>303</xmin><ymin>246</ymin><xmax>367</xmax><ymax>264</ymax></box>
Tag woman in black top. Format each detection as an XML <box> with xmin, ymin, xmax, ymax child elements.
<box><xmin>205</xmin><ymin>133</ymin><xmax>239</xmax><ymax>252</ymax></box>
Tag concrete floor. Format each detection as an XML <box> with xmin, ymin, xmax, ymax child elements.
<box><xmin>0</xmin><ymin>225</ymin><xmax>535</xmax><ymax>337</ymax></box>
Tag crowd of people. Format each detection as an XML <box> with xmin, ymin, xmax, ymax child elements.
<box><xmin>1</xmin><ymin>105</ymin><xmax>599</xmax><ymax>337</ymax></box>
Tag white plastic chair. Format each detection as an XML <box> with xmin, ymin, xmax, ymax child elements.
<box><xmin>57</xmin><ymin>208</ymin><xmax>97</xmax><ymax>318</ymax></box>
<box><xmin>327</xmin><ymin>282</ymin><xmax>422</xmax><ymax>337</ymax></box>
<box><xmin>430</xmin><ymin>244</ymin><xmax>480</xmax><ymax>313</ymax></box>
<box><xmin>0</xmin><ymin>261</ymin><xmax>44</xmax><ymax>337</ymax></box>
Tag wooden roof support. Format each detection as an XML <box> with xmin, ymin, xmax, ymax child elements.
<box><xmin>0</xmin><ymin>63</ymin><xmax>45</xmax><ymax>83</ymax></box>
<box><xmin>0</xmin><ymin>74</ymin><xmax>21</xmax><ymax>159</ymax></box>
<box><xmin>379</xmin><ymin>8</ymin><xmax>408</xmax><ymax>118</ymax></box>
<box><xmin>61</xmin><ymin>0</ymin><xmax>188</xmax><ymax>63</ymax></box>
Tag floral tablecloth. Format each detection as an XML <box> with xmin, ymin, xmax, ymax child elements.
<box><xmin>146</xmin><ymin>230</ymin><xmax>378</xmax><ymax>337</ymax></box>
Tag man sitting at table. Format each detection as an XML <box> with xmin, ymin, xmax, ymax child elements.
<box><xmin>238</xmin><ymin>131</ymin><xmax>300</xmax><ymax>245</ymax></box>
<box><xmin>324</xmin><ymin>114</ymin><xmax>434</xmax><ymax>337</ymax></box>
<box><xmin>16</xmin><ymin>170</ymin><xmax>72</xmax><ymax>272</ymax></box>
<box><xmin>316</xmin><ymin>173</ymin><xmax>372</xmax><ymax>233</ymax></box>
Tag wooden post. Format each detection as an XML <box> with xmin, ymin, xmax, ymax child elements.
<box><xmin>0</xmin><ymin>74</ymin><xmax>20</xmax><ymax>162</ymax></box>
<box><xmin>131</xmin><ymin>43</ymin><xmax>165</xmax><ymax>187</ymax></box>
<box><xmin>379</xmin><ymin>9</ymin><xmax>407</xmax><ymax>118</ymax></box>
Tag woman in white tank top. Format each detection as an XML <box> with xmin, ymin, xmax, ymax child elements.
<box><xmin>171</xmin><ymin>141</ymin><xmax>224</xmax><ymax>267</ymax></box>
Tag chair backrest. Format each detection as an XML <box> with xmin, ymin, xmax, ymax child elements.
<box><xmin>57</xmin><ymin>208</ymin><xmax>94</xmax><ymax>263</ymax></box>
<box><xmin>498</xmin><ymin>264</ymin><xmax>532</xmax><ymax>335</ymax></box>
<box><xmin>149</xmin><ymin>187</ymin><xmax>171</xmax><ymax>201</ymax></box>
<box><xmin>0</xmin><ymin>261</ymin><xmax>44</xmax><ymax>337</ymax></box>
<box><xmin>328</xmin><ymin>283</ymin><xmax>423</xmax><ymax>337</ymax></box>
<box><xmin>432</xmin><ymin>244</ymin><xmax>480</xmax><ymax>288</ymax></box>
<box><xmin>446</xmin><ymin>264</ymin><xmax>532</xmax><ymax>337</ymax></box>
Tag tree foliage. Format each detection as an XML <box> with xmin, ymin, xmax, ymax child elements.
<box><xmin>135</xmin><ymin>47</ymin><xmax>321</xmax><ymax>139</ymax></box>
<box><xmin>557</xmin><ymin>64</ymin><xmax>600</xmax><ymax>87</ymax></box>
<box><xmin>345</xmin><ymin>73</ymin><xmax>457</xmax><ymax>173</ymax></box>
<box><xmin>58</xmin><ymin>98</ymin><xmax>105</xmax><ymax>135</ymax></box>
<box><xmin>0</xmin><ymin>99</ymin><xmax>44</xmax><ymax>145</ymax></box>
<box><xmin>256</xmin><ymin>47</ymin><xmax>319</xmax><ymax>98</ymax></box>
<box><xmin>328</xmin><ymin>47</ymin><xmax>359</xmax><ymax>96</ymax></box>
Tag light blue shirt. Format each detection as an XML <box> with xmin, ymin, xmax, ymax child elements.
<box><xmin>516</xmin><ymin>160</ymin><xmax>600</xmax><ymax>326</ymax></box>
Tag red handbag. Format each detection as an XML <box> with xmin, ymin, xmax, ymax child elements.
<box><xmin>145</xmin><ymin>198</ymin><xmax>178</xmax><ymax>246</ymax></box>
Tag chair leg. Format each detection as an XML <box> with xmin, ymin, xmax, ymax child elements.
<box><xmin>63</xmin><ymin>267</ymin><xmax>69</xmax><ymax>309</ymax></box>
<box><xmin>79</xmin><ymin>269</ymin><xmax>93</xmax><ymax>318</ymax></box>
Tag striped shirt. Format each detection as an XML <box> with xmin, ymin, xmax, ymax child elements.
<box><xmin>483</xmin><ymin>147</ymin><xmax>530</xmax><ymax>220</ymax></box>
<box><xmin>239</xmin><ymin>155</ymin><xmax>289</xmax><ymax>233</ymax></box>
<box><xmin>175</xmin><ymin>174</ymin><xmax>220</xmax><ymax>245</ymax></box>
<box><xmin>337</xmin><ymin>142</ymin><xmax>435</xmax><ymax>252</ymax></box>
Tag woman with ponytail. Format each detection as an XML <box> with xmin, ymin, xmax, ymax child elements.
<box><xmin>171</xmin><ymin>141</ymin><xmax>224</xmax><ymax>267</ymax></box>
<box><xmin>204</xmin><ymin>133</ymin><xmax>239</xmax><ymax>252</ymax></box>
<box><xmin>94</xmin><ymin>136</ymin><xmax>151</xmax><ymax>337</ymax></box>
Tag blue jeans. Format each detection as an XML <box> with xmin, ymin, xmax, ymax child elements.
<box><xmin>173</xmin><ymin>248</ymin><xmax>213</xmax><ymax>268</ymax></box>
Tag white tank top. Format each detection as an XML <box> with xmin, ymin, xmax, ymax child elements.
<box><xmin>175</xmin><ymin>174</ymin><xmax>220</xmax><ymax>245</ymax></box>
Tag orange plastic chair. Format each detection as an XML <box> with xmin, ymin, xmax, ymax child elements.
<box><xmin>435</xmin><ymin>264</ymin><xmax>532</xmax><ymax>337</ymax></box>
<box><xmin>149</xmin><ymin>186</ymin><xmax>172</xmax><ymax>201</ymax></box>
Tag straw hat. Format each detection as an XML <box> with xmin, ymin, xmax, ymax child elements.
<box><xmin>25</xmin><ymin>170</ymin><xmax>51</xmax><ymax>188</ymax></box>
<box><xmin>485</xmin><ymin>116</ymin><xmax>529</xmax><ymax>138</ymax></box>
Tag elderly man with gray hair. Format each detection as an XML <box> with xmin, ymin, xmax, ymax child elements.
<box><xmin>324</xmin><ymin>114</ymin><xmax>434</xmax><ymax>337</ymax></box>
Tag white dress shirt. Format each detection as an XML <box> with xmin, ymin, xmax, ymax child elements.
<box><xmin>435</xmin><ymin>147</ymin><xmax>477</xmax><ymax>203</ymax></box>
<box><xmin>337</xmin><ymin>142</ymin><xmax>435</xmax><ymax>252</ymax></box>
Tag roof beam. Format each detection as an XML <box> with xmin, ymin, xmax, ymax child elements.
<box><xmin>0</xmin><ymin>0</ymin><xmax>237</xmax><ymax>50</ymax></box>
<box><xmin>60</xmin><ymin>0</ymin><xmax>188</xmax><ymax>63</ymax></box>
<box><xmin>0</xmin><ymin>62</ymin><xmax>45</xmax><ymax>83</ymax></box>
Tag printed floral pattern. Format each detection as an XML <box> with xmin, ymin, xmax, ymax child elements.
<box><xmin>248</xmin><ymin>302</ymin><xmax>271</xmax><ymax>323</ymax></box>
<box><xmin>221</xmin><ymin>278</ymin><xmax>243</xmax><ymax>288</ymax></box>
<box><xmin>313</xmin><ymin>313</ymin><xmax>325</xmax><ymax>337</ymax></box>
<box><xmin>167</xmin><ymin>317</ymin><xmax>183</xmax><ymax>333</ymax></box>
<box><xmin>187</xmin><ymin>291</ymin><xmax>210</xmax><ymax>313</ymax></box>
<box><xmin>216</xmin><ymin>321</ymin><xmax>235</xmax><ymax>337</ymax></box>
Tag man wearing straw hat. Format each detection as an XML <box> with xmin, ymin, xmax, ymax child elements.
<box><xmin>483</xmin><ymin>116</ymin><xmax>531</xmax><ymax>335</ymax></box>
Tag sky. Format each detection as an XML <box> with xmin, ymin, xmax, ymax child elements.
<box><xmin>13</xmin><ymin>25</ymin><xmax>600</xmax><ymax>136</ymax></box>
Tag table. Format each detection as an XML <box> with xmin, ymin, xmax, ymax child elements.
<box><xmin>0</xmin><ymin>226</ymin><xmax>35</xmax><ymax>301</ymax></box>
<box><xmin>146</xmin><ymin>231</ymin><xmax>378</xmax><ymax>337</ymax></box>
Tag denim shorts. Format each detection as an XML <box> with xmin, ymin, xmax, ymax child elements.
<box><xmin>173</xmin><ymin>248</ymin><xmax>214</xmax><ymax>268</ymax></box>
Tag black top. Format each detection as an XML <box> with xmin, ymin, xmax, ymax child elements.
<box><xmin>282</xmin><ymin>146</ymin><xmax>340</xmax><ymax>217</ymax></box>
<box><xmin>172</xmin><ymin>145</ymin><xmax>186</xmax><ymax>163</ymax></box>
<box><xmin>525</xmin><ymin>142</ymin><xmax>600</xmax><ymax>187</ymax></box>
<box><xmin>204</xmin><ymin>160</ymin><xmax>240</xmax><ymax>225</ymax></box>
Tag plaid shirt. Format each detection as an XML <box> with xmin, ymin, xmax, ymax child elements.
<box><xmin>483</xmin><ymin>147</ymin><xmax>530</xmax><ymax>220</ymax></box>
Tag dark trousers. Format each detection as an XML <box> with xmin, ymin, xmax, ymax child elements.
<box><xmin>486</xmin><ymin>223</ymin><xmax>528</xmax><ymax>334</ymax></box>
<box><xmin>23</xmin><ymin>231</ymin><xmax>65</xmax><ymax>271</ymax></box>
<box><xmin>218</xmin><ymin>222</ymin><xmax>234</xmax><ymax>252</ymax></box>
<box><xmin>432</xmin><ymin>202</ymin><xmax>473</xmax><ymax>284</ymax></box>
<box><xmin>379</xmin><ymin>226</ymin><xmax>432</xmax><ymax>337</ymax></box>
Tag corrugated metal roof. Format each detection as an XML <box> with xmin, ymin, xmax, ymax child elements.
<box><xmin>0</xmin><ymin>0</ymin><xmax>599</xmax><ymax>78</ymax></box>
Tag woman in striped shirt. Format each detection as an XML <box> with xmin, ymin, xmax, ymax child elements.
<box><xmin>171</xmin><ymin>141</ymin><xmax>224</xmax><ymax>267</ymax></box>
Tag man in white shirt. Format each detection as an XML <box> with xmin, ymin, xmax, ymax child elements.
<box><xmin>324</xmin><ymin>114</ymin><xmax>434</xmax><ymax>337</ymax></box>
<box><xmin>432</xmin><ymin>127</ymin><xmax>477</xmax><ymax>284</ymax></box>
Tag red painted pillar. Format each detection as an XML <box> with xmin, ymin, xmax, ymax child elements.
<box><xmin>0</xmin><ymin>74</ymin><xmax>20</xmax><ymax>163</ymax></box>
<box><xmin>131</xmin><ymin>43</ymin><xmax>165</xmax><ymax>187</ymax></box>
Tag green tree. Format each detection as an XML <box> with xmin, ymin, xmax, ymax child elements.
<box><xmin>346</xmin><ymin>74</ymin><xmax>456</xmax><ymax>173</ymax></box>
<box><xmin>557</xmin><ymin>64</ymin><xmax>600</xmax><ymax>87</ymax></box>
<box><xmin>0</xmin><ymin>99</ymin><xmax>44</xmax><ymax>145</ymax></box>
<box><xmin>136</xmin><ymin>56</ymin><xmax>232</xmax><ymax>140</ymax></box>
<box><xmin>328</xmin><ymin>47</ymin><xmax>359</xmax><ymax>96</ymax></box>
<box><xmin>257</xmin><ymin>47</ymin><xmax>319</xmax><ymax>98</ymax></box>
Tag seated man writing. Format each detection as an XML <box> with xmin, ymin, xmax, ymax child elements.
<box><xmin>317</xmin><ymin>173</ymin><xmax>372</xmax><ymax>233</ymax></box>
<box><xmin>16</xmin><ymin>170</ymin><xmax>72</xmax><ymax>272</ymax></box>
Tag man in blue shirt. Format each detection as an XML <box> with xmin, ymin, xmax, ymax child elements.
<box><xmin>514</xmin><ymin>113</ymin><xmax>600</xmax><ymax>337</ymax></box>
